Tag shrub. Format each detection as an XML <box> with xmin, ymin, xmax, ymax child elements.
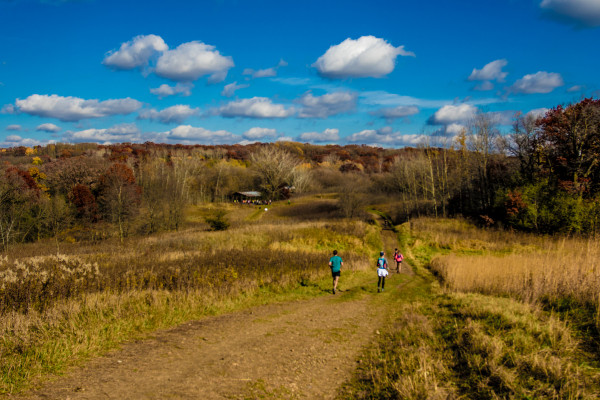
<box><xmin>205</xmin><ymin>209</ymin><xmax>230</xmax><ymax>231</ymax></box>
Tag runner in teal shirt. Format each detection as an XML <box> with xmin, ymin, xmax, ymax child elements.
<box><xmin>329</xmin><ymin>250</ymin><xmax>343</xmax><ymax>294</ymax></box>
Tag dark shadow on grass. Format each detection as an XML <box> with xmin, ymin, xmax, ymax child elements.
<box><xmin>274</xmin><ymin>201</ymin><xmax>341</xmax><ymax>221</ymax></box>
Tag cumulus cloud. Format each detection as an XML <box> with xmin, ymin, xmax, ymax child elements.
<box><xmin>150</xmin><ymin>83</ymin><xmax>193</xmax><ymax>98</ymax></box>
<box><xmin>428</xmin><ymin>104</ymin><xmax>478</xmax><ymax>125</ymax></box>
<box><xmin>509</xmin><ymin>71</ymin><xmax>564</xmax><ymax>94</ymax></box>
<box><xmin>313</xmin><ymin>36</ymin><xmax>414</xmax><ymax>79</ymax></box>
<box><xmin>526</xmin><ymin>108</ymin><xmax>549</xmax><ymax>120</ymax></box>
<box><xmin>36</xmin><ymin>123</ymin><xmax>61</xmax><ymax>132</ymax></box>
<box><xmin>103</xmin><ymin>34</ymin><xmax>168</xmax><ymax>70</ymax></box>
<box><xmin>167</xmin><ymin>125</ymin><xmax>239</xmax><ymax>144</ymax></box>
<box><xmin>276</xmin><ymin>136</ymin><xmax>294</xmax><ymax>142</ymax></box>
<box><xmin>297</xmin><ymin>91</ymin><xmax>357</xmax><ymax>118</ymax></box>
<box><xmin>2</xmin><ymin>135</ymin><xmax>50</xmax><ymax>147</ymax></box>
<box><xmin>468</xmin><ymin>59</ymin><xmax>508</xmax><ymax>82</ymax></box>
<box><xmin>215</xmin><ymin>97</ymin><xmax>295</xmax><ymax>119</ymax></box>
<box><xmin>221</xmin><ymin>81</ymin><xmax>249</xmax><ymax>97</ymax></box>
<box><xmin>63</xmin><ymin>123</ymin><xmax>142</xmax><ymax>144</ymax></box>
<box><xmin>345</xmin><ymin>126</ymin><xmax>428</xmax><ymax>147</ymax></box>
<box><xmin>14</xmin><ymin>94</ymin><xmax>142</xmax><ymax>122</ymax></box>
<box><xmin>243</xmin><ymin>127</ymin><xmax>278</xmax><ymax>140</ymax></box>
<box><xmin>370</xmin><ymin>105</ymin><xmax>419</xmax><ymax>120</ymax></box>
<box><xmin>138</xmin><ymin>105</ymin><xmax>199</xmax><ymax>124</ymax></box>
<box><xmin>299</xmin><ymin>128</ymin><xmax>340</xmax><ymax>143</ymax></box>
<box><xmin>6</xmin><ymin>124</ymin><xmax>22</xmax><ymax>131</ymax></box>
<box><xmin>155</xmin><ymin>41</ymin><xmax>234</xmax><ymax>83</ymax></box>
<box><xmin>540</xmin><ymin>0</ymin><xmax>600</xmax><ymax>27</ymax></box>
<box><xmin>445</xmin><ymin>123</ymin><xmax>467</xmax><ymax>136</ymax></box>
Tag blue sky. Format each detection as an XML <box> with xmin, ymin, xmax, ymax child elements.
<box><xmin>1</xmin><ymin>0</ymin><xmax>599</xmax><ymax>148</ymax></box>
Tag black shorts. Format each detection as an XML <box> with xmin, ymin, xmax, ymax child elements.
<box><xmin>331</xmin><ymin>270</ymin><xmax>341</xmax><ymax>277</ymax></box>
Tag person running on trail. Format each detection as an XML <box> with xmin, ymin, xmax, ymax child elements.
<box><xmin>394</xmin><ymin>248</ymin><xmax>404</xmax><ymax>273</ymax></box>
<box><xmin>377</xmin><ymin>251</ymin><xmax>389</xmax><ymax>292</ymax></box>
<box><xmin>329</xmin><ymin>250</ymin><xmax>343</xmax><ymax>294</ymax></box>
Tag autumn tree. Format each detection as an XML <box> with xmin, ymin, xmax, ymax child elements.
<box><xmin>537</xmin><ymin>98</ymin><xmax>600</xmax><ymax>196</ymax></box>
<box><xmin>250</xmin><ymin>145</ymin><xmax>301</xmax><ymax>200</ymax></box>
<box><xmin>0</xmin><ymin>167</ymin><xmax>42</xmax><ymax>250</ymax></box>
<box><xmin>97</xmin><ymin>163</ymin><xmax>141</xmax><ymax>241</ymax></box>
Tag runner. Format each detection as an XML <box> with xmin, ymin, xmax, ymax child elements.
<box><xmin>328</xmin><ymin>250</ymin><xmax>343</xmax><ymax>294</ymax></box>
<box><xmin>376</xmin><ymin>251</ymin><xmax>388</xmax><ymax>292</ymax></box>
<box><xmin>394</xmin><ymin>248</ymin><xmax>404</xmax><ymax>273</ymax></box>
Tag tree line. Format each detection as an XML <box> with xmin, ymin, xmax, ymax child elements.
<box><xmin>1</xmin><ymin>97</ymin><xmax>599</xmax><ymax>249</ymax></box>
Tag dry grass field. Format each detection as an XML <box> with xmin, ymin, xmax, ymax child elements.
<box><xmin>0</xmin><ymin>198</ymin><xmax>380</xmax><ymax>394</ymax></box>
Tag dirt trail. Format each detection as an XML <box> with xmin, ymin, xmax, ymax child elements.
<box><xmin>17</xmin><ymin>224</ymin><xmax>415</xmax><ymax>400</ymax></box>
<box><xmin>18</xmin><ymin>289</ymin><xmax>399</xmax><ymax>399</ymax></box>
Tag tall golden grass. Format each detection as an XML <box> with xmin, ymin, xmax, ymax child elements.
<box><xmin>430</xmin><ymin>241</ymin><xmax>600</xmax><ymax>306</ymax></box>
<box><xmin>414</xmin><ymin>218</ymin><xmax>600</xmax><ymax>326</ymax></box>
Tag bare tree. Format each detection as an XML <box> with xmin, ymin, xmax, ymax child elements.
<box><xmin>467</xmin><ymin>111</ymin><xmax>501</xmax><ymax>210</ymax></box>
<box><xmin>250</xmin><ymin>145</ymin><xmax>301</xmax><ymax>199</ymax></box>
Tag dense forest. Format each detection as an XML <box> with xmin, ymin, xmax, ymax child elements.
<box><xmin>1</xmin><ymin>97</ymin><xmax>599</xmax><ymax>248</ymax></box>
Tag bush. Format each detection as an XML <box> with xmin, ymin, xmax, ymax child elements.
<box><xmin>205</xmin><ymin>210</ymin><xmax>230</xmax><ymax>231</ymax></box>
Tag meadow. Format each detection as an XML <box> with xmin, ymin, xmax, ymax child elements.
<box><xmin>0</xmin><ymin>198</ymin><xmax>380</xmax><ymax>394</ymax></box>
<box><xmin>4</xmin><ymin>196</ymin><xmax>600</xmax><ymax>398</ymax></box>
<box><xmin>340</xmin><ymin>218</ymin><xmax>600</xmax><ymax>399</ymax></box>
<box><xmin>417</xmin><ymin>218</ymin><xmax>600</xmax><ymax>328</ymax></box>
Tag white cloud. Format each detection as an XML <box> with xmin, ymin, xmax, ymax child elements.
<box><xmin>468</xmin><ymin>59</ymin><xmax>508</xmax><ymax>82</ymax></box>
<box><xmin>63</xmin><ymin>123</ymin><xmax>142</xmax><ymax>144</ymax></box>
<box><xmin>540</xmin><ymin>0</ymin><xmax>600</xmax><ymax>26</ymax></box>
<box><xmin>297</xmin><ymin>91</ymin><xmax>357</xmax><ymax>118</ymax></box>
<box><xmin>243</xmin><ymin>59</ymin><xmax>287</xmax><ymax>79</ymax></box>
<box><xmin>221</xmin><ymin>81</ymin><xmax>249</xmax><ymax>97</ymax></box>
<box><xmin>299</xmin><ymin>128</ymin><xmax>340</xmax><ymax>143</ymax></box>
<box><xmin>509</xmin><ymin>71</ymin><xmax>564</xmax><ymax>94</ymax></box>
<box><xmin>276</xmin><ymin>136</ymin><xmax>294</xmax><ymax>142</ymax></box>
<box><xmin>243</xmin><ymin>127</ymin><xmax>278</xmax><ymax>140</ymax></box>
<box><xmin>168</xmin><ymin>125</ymin><xmax>239</xmax><ymax>144</ymax></box>
<box><xmin>371</xmin><ymin>105</ymin><xmax>419</xmax><ymax>120</ymax></box>
<box><xmin>6</xmin><ymin>124</ymin><xmax>22</xmax><ymax>131</ymax></box>
<box><xmin>150</xmin><ymin>83</ymin><xmax>193</xmax><ymax>98</ymax></box>
<box><xmin>567</xmin><ymin>85</ymin><xmax>584</xmax><ymax>92</ymax></box>
<box><xmin>155</xmin><ymin>41</ymin><xmax>234</xmax><ymax>83</ymax></box>
<box><xmin>313</xmin><ymin>36</ymin><xmax>414</xmax><ymax>79</ymax></box>
<box><xmin>2</xmin><ymin>135</ymin><xmax>50</xmax><ymax>147</ymax></box>
<box><xmin>103</xmin><ymin>34</ymin><xmax>168</xmax><ymax>70</ymax></box>
<box><xmin>526</xmin><ymin>108</ymin><xmax>549</xmax><ymax>120</ymax></box>
<box><xmin>429</xmin><ymin>104</ymin><xmax>478</xmax><ymax>125</ymax></box>
<box><xmin>445</xmin><ymin>123</ymin><xmax>467</xmax><ymax>135</ymax></box>
<box><xmin>36</xmin><ymin>123</ymin><xmax>61</xmax><ymax>132</ymax></box>
<box><xmin>14</xmin><ymin>94</ymin><xmax>142</xmax><ymax>122</ymax></box>
<box><xmin>1</xmin><ymin>104</ymin><xmax>16</xmax><ymax>114</ymax></box>
<box><xmin>243</xmin><ymin>67</ymin><xmax>277</xmax><ymax>78</ymax></box>
<box><xmin>345</xmin><ymin>126</ymin><xmax>428</xmax><ymax>147</ymax></box>
<box><xmin>138</xmin><ymin>105</ymin><xmax>199</xmax><ymax>124</ymax></box>
<box><xmin>216</xmin><ymin>97</ymin><xmax>295</xmax><ymax>119</ymax></box>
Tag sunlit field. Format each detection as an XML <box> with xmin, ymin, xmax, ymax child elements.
<box><xmin>413</xmin><ymin>218</ymin><xmax>600</xmax><ymax>329</ymax></box>
<box><xmin>0</xmin><ymin>200</ymin><xmax>380</xmax><ymax>393</ymax></box>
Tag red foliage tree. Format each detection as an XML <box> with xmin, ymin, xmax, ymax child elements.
<box><xmin>69</xmin><ymin>184</ymin><xmax>99</xmax><ymax>222</ymax></box>
<box><xmin>537</xmin><ymin>98</ymin><xmax>600</xmax><ymax>196</ymax></box>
